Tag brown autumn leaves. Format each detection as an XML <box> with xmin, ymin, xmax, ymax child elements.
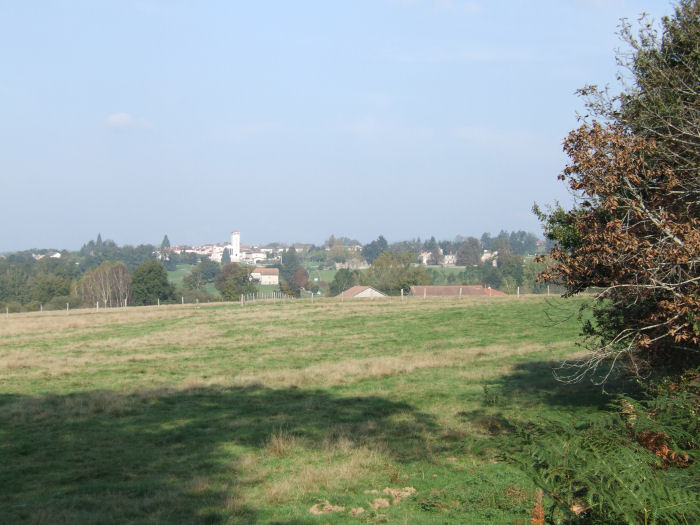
<box><xmin>538</xmin><ymin>123</ymin><xmax>699</xmax><ymax>379</ymax></box>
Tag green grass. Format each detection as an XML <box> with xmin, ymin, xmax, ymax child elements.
<box><xmin>306</xmin><ymin>268</ymin><xmax>337</xmax><ymax>285</ymax></box>
<box><xmin>168</xmin><ymin>264</ymin><xmax>220</xmax><ymax>298</ymax></box>
<box><xmin>167</xmin><ymin>263</ymin><xmax>196</xmax><ymax>286</ymax></box>
<box><xmin>0</xmin><ymin>296</ymin><xmax>609</xmax><ymax>524</ymax></box>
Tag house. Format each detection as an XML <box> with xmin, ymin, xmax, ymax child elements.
<box><xmin>481</xmin><ymin>250</ymin><xmax>498</xmax><ymax>267</ymax></box>
<box><xmin>250</xmin><ymin>267</ymin><xmax>279</xmax><ymax>285</ymax></box>
<box><xmin>409</xmin><ymin>285</ymin><xmax>506</xmax><ymax>297</ymax></box>
<box><xmin>334</xmin><ymin>258</ymin><xmax>369</xmax><ymax>270</ymax></box>
<box><xmin>337</xmin><ymin>286</ymin><xmax>386</xmax><ymax>299</ymax></box>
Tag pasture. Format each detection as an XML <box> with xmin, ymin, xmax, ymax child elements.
<box><xmin>0</xmin><ymin>296</ymin><xmax>602</xmax><ymax>524</ymax></box>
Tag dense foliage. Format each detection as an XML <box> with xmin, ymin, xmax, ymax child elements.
<box><xmin>131</xmin><ymin>260</ymin><xmax>174</xmax><ymax>306</ymax></box>
<box><xmin>362</xmin><ymin>251</ymin><xmax>430</xmax><ymax>295</ymax></box>
<box><xmin>214</xmin><ymin>263</ymin><xmax>256</xmax><ymax>300</ymax></box>
<box><xmin>536</xmin><ymin>0</ymin><xmax>699</xmax><ymax>382</ymax></box>
<box><xmin>508</xmin><ymin>371</ymin><xmax>700</xmax><ymax>524</ymax></box>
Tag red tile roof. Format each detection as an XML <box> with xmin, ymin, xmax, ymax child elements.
<box><xmin>337</xmin><ymin>285</ymin><xmax>385</xmax><ymax>298</ymax></box>
<box><xmin>409</xmin><ymin>285</ymin><xmax>506</xmax><ymax>297</ymax></box>
<box><xmin>253</xmin><ymin>267</ymin><xmax>279</xmax><ymax>275</ymax></box>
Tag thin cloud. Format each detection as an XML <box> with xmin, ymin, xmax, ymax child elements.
<box><xmin>105</xmin><ymin>112</ymin><xmax>151</xmax><ymax>130</ymax></box>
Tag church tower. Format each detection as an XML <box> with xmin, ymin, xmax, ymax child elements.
<box><xmin>230</xmin><ymin>231</ymin><xmax>241</xmax><ymax>262</ymax></box>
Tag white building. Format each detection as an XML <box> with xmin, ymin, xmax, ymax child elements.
<box><xmin>443</xmin><ymin>254</ymin><xmax>457</xmax><ymax>266</ymax></box>
<box><xmin>250</xmin><ymin>267</ymin><xmax>279</xmax><ymax>285</ymax></box>
<box><xmin>229</xmin><ymin>231</ymin><xmax>241</xmax><ymax>262</ymax></box>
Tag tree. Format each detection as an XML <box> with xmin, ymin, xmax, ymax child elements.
<box><xmin>161</xmin><ymin>235</ymin><xmax>170</xmax><ymax>250</ymax></box>
<box><xmin>361</xmin><ymin>235</ymin><xmax>388</xmax><ymax>265</ymax></box>
<box><xmin>215</xmin><ymin>263</ymin><xmax>255</xmax><ymax>300</ymax></box>
<box><xmin>508</xmin><ymin>231</ymin><xmax>539</xmax><ymax>255</ymax></box>
<box><xmin>327</xmin><ymin>244</ymin><xmax>350</xmax><ymax>265</ymax></box>
<box><xmin>362</xmin><ymin>251</ymin><xmax>430</xmax><ymax>295</ymax></box>
<box><xmin>329</xmin><ymin>268</ymin><xmax>361</xmax><ymax>295</ymax></box>
<box><xmin>497</xmin><ymin>253</ymin><xmax>524</xmax><ymax>287</ymax></box>
<box><xmin>535</xmin><ymin>1</ymin><xmax>699</xmax><ymax>382</ymax></box>
<box><xmin>456</xmin><ymin>237</ymin><xmax>481</xmax><ymax>266</ymax></box>
<box><xmin>183</xmin><ymin>267</ymin><xmax>204</xmax><ymax>290</ymax></box>
<box><xmin>80</xmin><ymin>261</ymin><xmax>131</xmax><ymax>307</ymax></box>
<box><xmin>293</xmin><ymin>268</ymin><xmax>309</xmax><ymax>290</ymax></box>
<box><xmin>28</xmin><ymin>273</ymin><xmax>71</xmax><ymax>304</ymax></box>
<box><xmin>131</xmin><ymin>260</ymin><xmax>174</xmax><ymax>305</ymax></box>
<box><xmin>197</xmin><ymin>259</ymin><xmax>221</xmax><ymax>283</ymax></box>
<box><xmin>221</xmin><ymin>247</ymin><xmax>231</xmax><ymax>265</ymax></box>
<box><xmin>280</xmin><ymin>247</ymin><xmax>302</xmax><ymax>286</ymax></box>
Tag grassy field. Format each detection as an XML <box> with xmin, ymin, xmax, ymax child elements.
<box><xmin>168</xmin><ymin>264</ymin><xmax>220</xmax><ymax>297</ymax></box>
<box><xmin>0</xmin><ymin>296</ymin><xmax>606</xmax><ymax>524</ymax></box>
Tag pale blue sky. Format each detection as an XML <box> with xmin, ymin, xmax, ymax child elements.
<box><xmin>0</xmin><ymin>0</ymin><xmax>673</xmax><ymax>251</ymax></box>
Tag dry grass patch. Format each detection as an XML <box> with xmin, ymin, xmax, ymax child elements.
<box><xmin>228</xmin><ymin>342</ymin><xmax>560</xmax><ymax>389</ymax></box>
<box><xmin>265</xmin><ymin>429</ymin><xmax>300</xmax><ymax>458</ymax></box>
<box><xmin>261</xmin><ymin>444</ymin><xmax>386</xmax><ymax>506</ymax></box>
<box><xmin>0</xmin><ymin>305</ymin><xmax>196</xmax><ymax>338</ymax></box>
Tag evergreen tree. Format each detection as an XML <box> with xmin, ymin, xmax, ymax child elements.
<box><xmin>361</xmin><ymin>235</ymin><xmax>388</xmax><ymax>264</ymax></box>
<box><xmin>280</xmin><ymin>247</ymin><xmax>302</xmax><ymax>286</ymax></box>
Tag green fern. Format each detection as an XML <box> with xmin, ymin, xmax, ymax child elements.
<box><xmin>509</xmin><ymin>376</ymin><xmax>699</xmax><ymax>524</ymax></box>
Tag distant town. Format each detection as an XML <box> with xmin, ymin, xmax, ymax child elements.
<box><xmin>0</xmin><ymin>228</ymin><xmax>556</xmax><ymax>312</ymax></box>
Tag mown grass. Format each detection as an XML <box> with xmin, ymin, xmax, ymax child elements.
<box><xmin>0</xmin><ymin>296</ymin><xmax>602</xmax><ymax>523</ymax></box>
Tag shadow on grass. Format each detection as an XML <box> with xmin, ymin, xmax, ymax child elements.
<box><xmin>0</xmin><ymin>385</ymin><xmax>437</xmax><ymax>524</ymax></box>
<box><xmin>489</xmin><ymin>358</ymin><xmax>639</xmax><ymax>409</ymax></box>
<box><xmin>457</xmin><ymin>358</ymin><xmax>642</xmax><ymax>464</ymax></box>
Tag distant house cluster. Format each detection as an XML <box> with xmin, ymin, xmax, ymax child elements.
<box><xmin>171</xmin><ymin>230</ymin><xmax>283</xmax><ymax>265</ymax></box>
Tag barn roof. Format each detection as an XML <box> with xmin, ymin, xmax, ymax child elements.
<box><xmin>252</xmin><ymin>267</ymin><xmax>279</xmax><ymax>275</ymax></box>
<box><xmin>409</xmin><ymin>285</ymin><xmax>506</xmax><ymax>297</ymax></box>
<box><xmin>337</xmin><ymin>285</ymin><xmax>385</xmax><ymax>298</ymax></box>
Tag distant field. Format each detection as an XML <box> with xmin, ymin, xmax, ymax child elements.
<box><xmin>167</xmin><ymin>265</ymin><xmax>225</xmax><ymax>297</ymax></box>
<box><xmin>307</xmin><ymin>268</ymin><xmax>337</xmax><ymax>285</ymax></box>
<box><xmin>0</xmin><ymin>296</ymin><xmax>598</xmax><ymax>524</ymax></box>
<box><xmin>167</xmin><ymin>263</ymin><xmax>195</xmax><ymax>286</ymax></box>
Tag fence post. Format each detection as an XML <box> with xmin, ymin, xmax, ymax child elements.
<box><xmin>459</xmin><ymin>287</ymin><xmax>462</xmax><ymax>299</ymax></box>
<box><xmin>517</xmin><ymin>287</ymin><xmax>520</xmax><ymax>298</ymax></box>
<box><xmin>157</xmin><ymin>298</ymin><xmax>160</xmax><ymax>307</ymax></box>
<box><xmin>182</xmin><ymin>296</ymin><xmax>184</xmax><ymax>305</ymax></box>
<box><xmin>66</xmin><ymin>302</ymin><xmax>69</xmax><ymax>314</ymax></box>
<box><xmin>96</xmin><ymin>302</ymin><xmax>99</xmax><ymax>312</ymax></box>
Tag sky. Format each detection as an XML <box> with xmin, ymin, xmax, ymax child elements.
<box><xmin>0</xmin><ymin>0</ymin><xmax>675</xmax><ymax>251</ymax></box>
